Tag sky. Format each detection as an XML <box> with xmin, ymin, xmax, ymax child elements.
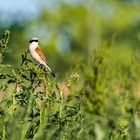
<box><xmin>0</xmin><ymin>0</ymin><xmax>63</xmax><ymax>28</ymax></box>
<box><xmin>0</xmin><ymin>0</ymin><xmax>39</xmax><ymax>20</ymax></box>
<box><xmin>0</xmin><ymin>0</ymin><xmax>61</xmax><ymax>25</ymax></box>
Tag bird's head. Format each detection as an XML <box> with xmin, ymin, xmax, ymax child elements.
<box><xmin>29</xmin><ymin>37</ymin><xmax>39</xmax><ymax>48</ymax></box>
<box><xmin>29</xmin><ymin>37</ymin><xmax>39</xmax><ymax>44</ymax></box>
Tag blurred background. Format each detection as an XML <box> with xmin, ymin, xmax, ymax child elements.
<box><xmin>0</xmin><ymin>0</ymin><xmax>140</xmax><ymax>78</ymax></box>
<box><xmin>1</xmin><ymin>1</ymin><xmax>140</xmax><ymax>139</ymax></box>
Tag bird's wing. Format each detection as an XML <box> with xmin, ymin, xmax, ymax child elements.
<box><xmin>35</xmin><ymin>46</ymin><xmax>55</xmax><ymax>77</ymax></box>
<box><xmin>35</xmin><ymin>47</ymin><xmax>46</xmax><ymax>62</ymax></box>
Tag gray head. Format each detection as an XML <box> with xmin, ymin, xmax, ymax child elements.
<box><xmin>29</xmin><ymin>37</ymin><xmax>39</xmax><ymax>44</ymax></box>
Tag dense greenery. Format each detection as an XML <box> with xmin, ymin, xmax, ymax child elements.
<box><xmin>0</xmin><ymin>29</ymin><xmax>140</xmax><ymax>139</ymax></box>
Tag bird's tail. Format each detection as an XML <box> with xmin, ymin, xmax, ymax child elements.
<box><xmin>45</xmin><ymin>63</ymin><xmax>55</xmax><ymax>78</ymax></box>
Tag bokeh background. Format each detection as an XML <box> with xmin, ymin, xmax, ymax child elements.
<box><xmin>0</xmin><ymin>0</ymin><xmax>140</xmax><ymax>79</ymax></box>
<box><xmin>1</xmin><ymin>0</ymin><xmax>140</xmax><ymax>139</ymax></box>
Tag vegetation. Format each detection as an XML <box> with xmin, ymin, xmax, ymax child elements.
<box><xmin>0</xmin><ymin>0</ymin><xmax>140</xmax><ymax>140</ymax></box>
<box><xmin>0</xmin><ymin>29</ymin><xmax>140</xmax><ymax>139</ymax></box>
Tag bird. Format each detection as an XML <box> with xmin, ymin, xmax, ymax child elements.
<box><xmin>29</xmin><ymin>37</ymin><xmax>55</xmax><ymax>77</ymax></box>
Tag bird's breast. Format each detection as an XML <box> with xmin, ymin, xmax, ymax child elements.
<box><xmin>29</xmin><ymin>48</ymin><xmax>41</xmax><ymax>63</ymax></box>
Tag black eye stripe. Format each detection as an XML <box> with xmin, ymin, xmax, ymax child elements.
<box><xmin>29</xmin><ymin>40</ymin><xmax>38</xmax><ymax>43</ymax></box>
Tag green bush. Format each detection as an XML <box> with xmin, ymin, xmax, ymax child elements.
<box><xmin>0</xmin><ymin>30</ymin><xmax>140</xmax><ymax>140</ymax></box>
<box><xmin>0</xmin><ymin>30</ymin><xmax>82</xmax><ymax>140</ymax></box>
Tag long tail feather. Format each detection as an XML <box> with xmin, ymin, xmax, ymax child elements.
<box><xmin>45</xmin><ymin>63</ymin><xmax>55</xmax><ymax>78</ymax></box>
<box><xmin>51</xmin><ymin>72</ymin><xmax>55</xmax><ymax>78</ymax></box>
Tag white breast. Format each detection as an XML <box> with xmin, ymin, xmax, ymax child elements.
<box><xmin>29</xmin><ymin>43</ymin><xmax>44</xmax><ymax>64</ymax></box>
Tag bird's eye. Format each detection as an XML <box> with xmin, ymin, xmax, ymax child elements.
<box><xmin>29</xmin><ymin>40</ymin><xmax>32</xmax><ymax>43</ymax></box>
<box><xmin>29</xmin><ymin>40</ymin><xmax>38</xmax><ymax>43</ymax></box>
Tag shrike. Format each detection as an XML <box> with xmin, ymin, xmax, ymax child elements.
<box><xmin>29</xmin><ymin>37</ymin><xmax>55</xmax><ymax>77</ymax></box>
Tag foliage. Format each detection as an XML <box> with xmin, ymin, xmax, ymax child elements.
<box><xmin>0</xmin><ymin>30</ymin><xmax>82</xmax><ymax>140</ymax></box>
<box><xmin>0</xmin><ymin>29</ymin><xmax>140</xmax><ymax>140</ymax></box>
<box><xmin>0</xmin><ymin>30</ymin><xmax>10</xmax><ymax>64</ymax></box>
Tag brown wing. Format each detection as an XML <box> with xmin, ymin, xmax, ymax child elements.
<box><xmin>35</xmin><ymin>47</ymin><xmax>46</xmax><ymax>62</ymax></box>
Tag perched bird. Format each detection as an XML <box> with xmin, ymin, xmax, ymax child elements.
<box><xmin>29</xmin><ymin>37</ymin><xmax>55</xmax><ymax>77</ymax></box>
